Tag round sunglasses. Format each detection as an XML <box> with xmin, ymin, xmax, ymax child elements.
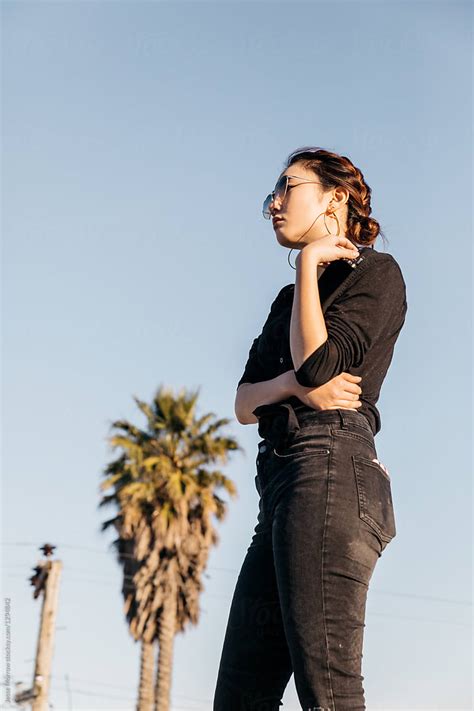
<box><xmin>262</xmin><ymin>174</ymin><xmax>324</xmax><ymax>219</ymax></box>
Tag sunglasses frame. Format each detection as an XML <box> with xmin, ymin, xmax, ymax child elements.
<box><xmin>262</xmin><ymin>174</ymin><xmax>324</xmax><ymax>219</ymax></box>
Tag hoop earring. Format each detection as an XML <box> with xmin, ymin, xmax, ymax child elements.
<box><xmin>323</xmin><ymin>210</ymin><xmax>340</xmax><ymax>236</ymax></box>
<box><xmin>287</xmin><ymin>208</ymin><xmax>341</xmax><ymax>270</ymax></box>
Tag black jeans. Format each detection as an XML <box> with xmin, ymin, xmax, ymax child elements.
<box><xmin>213</xmin><ymin>406</ymin><xmax>396</xmax><ymax>711</ymax></box>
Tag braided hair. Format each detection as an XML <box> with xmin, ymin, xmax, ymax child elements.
<box><xmin>284</xmin><ymin>146</ymin><xmax>388</xmax><ymax>249</ymax></box>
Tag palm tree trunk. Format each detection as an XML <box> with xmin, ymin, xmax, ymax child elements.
<box><xmin>154</xmin><ymin>593</ymin><xmax>176</xmax><ymax>711</ymax></box>
<box><xmin>137</xmin><ymin>640</ymin><xmax>155</xmax><ymax>711</ymax></box>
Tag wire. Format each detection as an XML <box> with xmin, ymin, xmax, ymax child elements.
<box><xmin>45</xmin><ymin>683</ymin><xmax>211</xmax><ymax>710</ymax></box>
<box><xmin>48</xmin><ymin>676</ymin><xmax>213</xmax><ymax>705</ymax></box>
<box><xmin>5</xmin><ymin>572</ymin><xmax>470</xmax><ymax>628</ymax></box>
<box><xmin>2</xmin><ymin>540</ymin><xmax>472</xmax><ymax>607</ymax></box>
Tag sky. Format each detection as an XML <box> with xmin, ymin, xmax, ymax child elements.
<box><xmin>1</xmin><ymin>1</ymin><xmax>472</xmax><ymax>710</ymax></box>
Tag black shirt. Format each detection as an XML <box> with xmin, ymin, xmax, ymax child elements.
<box><xmin>236</xmin><ymin>246</ymin><xmax>408</xmax><ymax>435</ymax></box>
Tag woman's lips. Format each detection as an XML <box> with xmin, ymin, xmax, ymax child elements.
<box><xmin>272</xmin><ymin>218</ymin><xmax>285</xmax><ymax>226</ymax></box>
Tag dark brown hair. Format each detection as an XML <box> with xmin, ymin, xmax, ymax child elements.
<box><xmin>285</xmin><ymin>146</ymin><xmax>388</xmax><ymax>249</ymax></box>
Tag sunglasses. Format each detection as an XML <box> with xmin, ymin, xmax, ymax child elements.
<box><xmin>262</xmin><ymin>174</ymin><xmax>324</xmax><ymax>219</ymax></box>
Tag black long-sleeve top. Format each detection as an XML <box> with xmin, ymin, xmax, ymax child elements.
<box><xmin>236</xmin><ymin>246</ymin><xmax>408</xmax><ymax>435</ymax></box>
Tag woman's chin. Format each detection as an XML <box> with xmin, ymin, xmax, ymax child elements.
<box><xmin>275</xmin><ymin>233</ymin><xmax>302</xmax><ymax>250</ymax></box>
<box><xmin>275</xmin><ymin>231</ymin><xmax>293</xmax><ymax>248</ymax></box>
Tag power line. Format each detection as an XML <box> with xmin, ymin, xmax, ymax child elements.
<box><xmin>5</xmin><ymin>572</ymin><xmax>470</xmax><ymax>628</ymax></box>
<box><xmin>46</xmin><ymin>684</ymin><xmax>210</xmax><ymax>710</ymax></box>
<box><xmin>2</xmin><ymin>540</ymin><xmax>472</xmax><ymax>607</ymax></box>
<box><xmin>12</xmin><ymin>672</ymin><xmax>213</xmax><ymax>707</ymax></box>
<box><xmin>49</xmin><ymin>676</ymin><xmax>213</xmax><ymax>705</ymax></box>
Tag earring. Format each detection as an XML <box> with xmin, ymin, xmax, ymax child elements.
<box><xmin>323</xmin><ymin>207</ymin><xmax>340</xmax><ymax>236</ymax></box>
<box><xmin>287</xmin><ymin>206</ymin><xmax>341</xmax><ymax>270</ymax></box>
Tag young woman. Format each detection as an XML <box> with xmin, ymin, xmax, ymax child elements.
<box><xmin>213</xmin><ymin>147</ymin><xmax>408</xmax><ymax>711</ymax></box>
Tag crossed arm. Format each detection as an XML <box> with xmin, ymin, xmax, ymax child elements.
<box><xmin>234</xmin><ymin>370</ymin><xmax>362</xmax><ymax>425</ymax></box>
<box><xmin>234</xmin><ymin>256</ymin><xmax>406</xmax><ymax>425</ymax></box>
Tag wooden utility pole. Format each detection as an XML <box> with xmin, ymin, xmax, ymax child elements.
<box><xmin>13</xmin><ymin>544</ymin><xmax>63</xmax><ymax>711</ymax></box>
<box><xmin>31</xmin><ymin>557</ymin><xmax>62</xmax><ymax>710</ymax></box>
<box><xmin>14</xmin><ymin>545</ymin><xmax>62</xmax><ymax>709</ymax></box>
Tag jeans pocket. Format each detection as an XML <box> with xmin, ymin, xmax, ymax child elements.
<box><xmin>352</xmin><ymin>454</ymin><xmax>397</xmax><ymax>553</ymax></box>
<box><xmin>272</xmin><ymin>443</ymin><xmax>331</xmax><ymax>459</ymax></box>
<box><xmin>272</xmin><ymin>430</ymin><xmax>331</xmax><ymax>460</ymax></box>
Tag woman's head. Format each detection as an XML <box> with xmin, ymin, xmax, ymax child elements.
<box><xmin>266</xmin><ymin>146</ymin><xmax>386</xmax><ymax>250</ymax></box>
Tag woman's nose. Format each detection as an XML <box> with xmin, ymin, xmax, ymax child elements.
<box><xmin>270</xmin><ymin>195</ymin><xmax>282</xmax><ymax>214</ymax></box>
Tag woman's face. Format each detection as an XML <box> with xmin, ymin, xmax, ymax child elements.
<box><xmin>269</xmin><ymin>162</ymin><xmax>347</xmax><ymax>249</ymax></box>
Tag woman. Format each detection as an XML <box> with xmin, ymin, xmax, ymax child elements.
<box><xmin>213</xmin><ymin>147</ymin><xmax>408</xmax><ymax>711</ymax></box>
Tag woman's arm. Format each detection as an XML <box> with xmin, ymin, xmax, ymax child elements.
<box><xmin>235</xmin><ymin>371</ymin><xmax>294</xmax><ymax>424</ymax></box>
<box><xmin>290</xmin><ymin>249</ymin><xmax>329</xmax><ymax>370</ymax></box>
<box><xmin>235</xmin><ymin>370</ymin><xmax>363</xmax><ymax>424</ymax></box>
<box><xmin>290</xmin><ymin>247</ymin><xmax>407</xmax><ymax>388</ymax></box>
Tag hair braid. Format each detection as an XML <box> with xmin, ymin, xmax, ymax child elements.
<box><xmin>285</xmin><ymin>146</ymin><xmax>388</xmax><ymax>248</ymax></box>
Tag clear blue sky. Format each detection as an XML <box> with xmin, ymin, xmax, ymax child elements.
<box><xmin>2</xmin><ymin>2</ymin><xmax>472</xmax><ymax>710</ymax></box>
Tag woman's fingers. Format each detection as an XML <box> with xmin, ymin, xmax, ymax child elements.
<box><xmin>342</xmin><ymin>383</ymin><xmax>362</xmax><ymax>396</ymax></box>
<box><xmin>335</xmin><ymin>399</ymin><xmax>362</xmax><ymax>409</ymax></box>
<box><xmin>339</xmin><ymin>373</ymin><xmax>362</xmax><ymax>395</ymax></box>
<box><xmin>338</xmin><ymin>381</ymin><xmax>362</xmax><ymax>396</ymax></box>
<box><xmin>341</xmin><ymin>373</ymin><xmax>362</xmax><ymax>383</ymax></box>
<box><xmin>335</xmin><ymin>239</ymin><xmax>358</xmax><ymax>254</ymax></box>
<box><xmin>338</xmin><ymin>236</ymin><xmax>359</xmax><ymax>250</ymax></box>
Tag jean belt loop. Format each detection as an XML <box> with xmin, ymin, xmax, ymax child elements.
<box><xmin>337</xmin><ymin>408</ymin><xmax>348</xmax><ymax>430</ymax></box>
<box><xmin>280</xmin><ymin>403</ymin><xmax>301</xmax><ymax>438</ymax></box>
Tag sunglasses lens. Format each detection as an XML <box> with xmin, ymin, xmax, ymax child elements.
<box><xmin>274</xmin><ymin>176</ymin><xmax>287</xmax><ymax>200</ymax></box>
<box><xmin>262</xmin><ymin>194</ymin><xmax>272</xmax><ymax>219</ymax></box>
<box><xmin>262</xmin><ymin>177</ymin><xmax>287</xmax><ymax>219</ymax></box>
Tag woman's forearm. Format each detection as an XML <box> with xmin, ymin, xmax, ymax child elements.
<box><xmin>290</xmin><ymin>254</ymin><xmax>328</xmax><ymax>370</ymax></box>
<box><xmin>234</xmin><ymin>371</ymin><xmax>295</xmax><ymax>425</ymax></box>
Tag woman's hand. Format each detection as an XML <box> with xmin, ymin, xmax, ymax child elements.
<box><xmin>296</xmin><ymin>234</ymin><xmax>359</xmax><ymax>267</ymax></box>
<box><xmin>289</xmin><ymin>371</ymin><xmax>363</xmax><ymax>411</ymax></box>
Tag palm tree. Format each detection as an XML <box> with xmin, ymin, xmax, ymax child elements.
<box><xmin>98</xmin><ymin>385</ymin><xmax>241</xmax><ymax>711</ymax></box>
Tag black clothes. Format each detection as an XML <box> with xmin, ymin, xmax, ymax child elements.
<box><xmin>215</xmin><ymin>245</ymin><xmax>406</xmax><ymax>709</ymax></box>
<box><xmin>236</xmin><ymin>246</ymin><xmax>408</xmax><ymax>436</ymax></box>
<box><xmin>213</xmin><ymin>408</ymin><xmax>396</xmax><ymax>710</ymax></box>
